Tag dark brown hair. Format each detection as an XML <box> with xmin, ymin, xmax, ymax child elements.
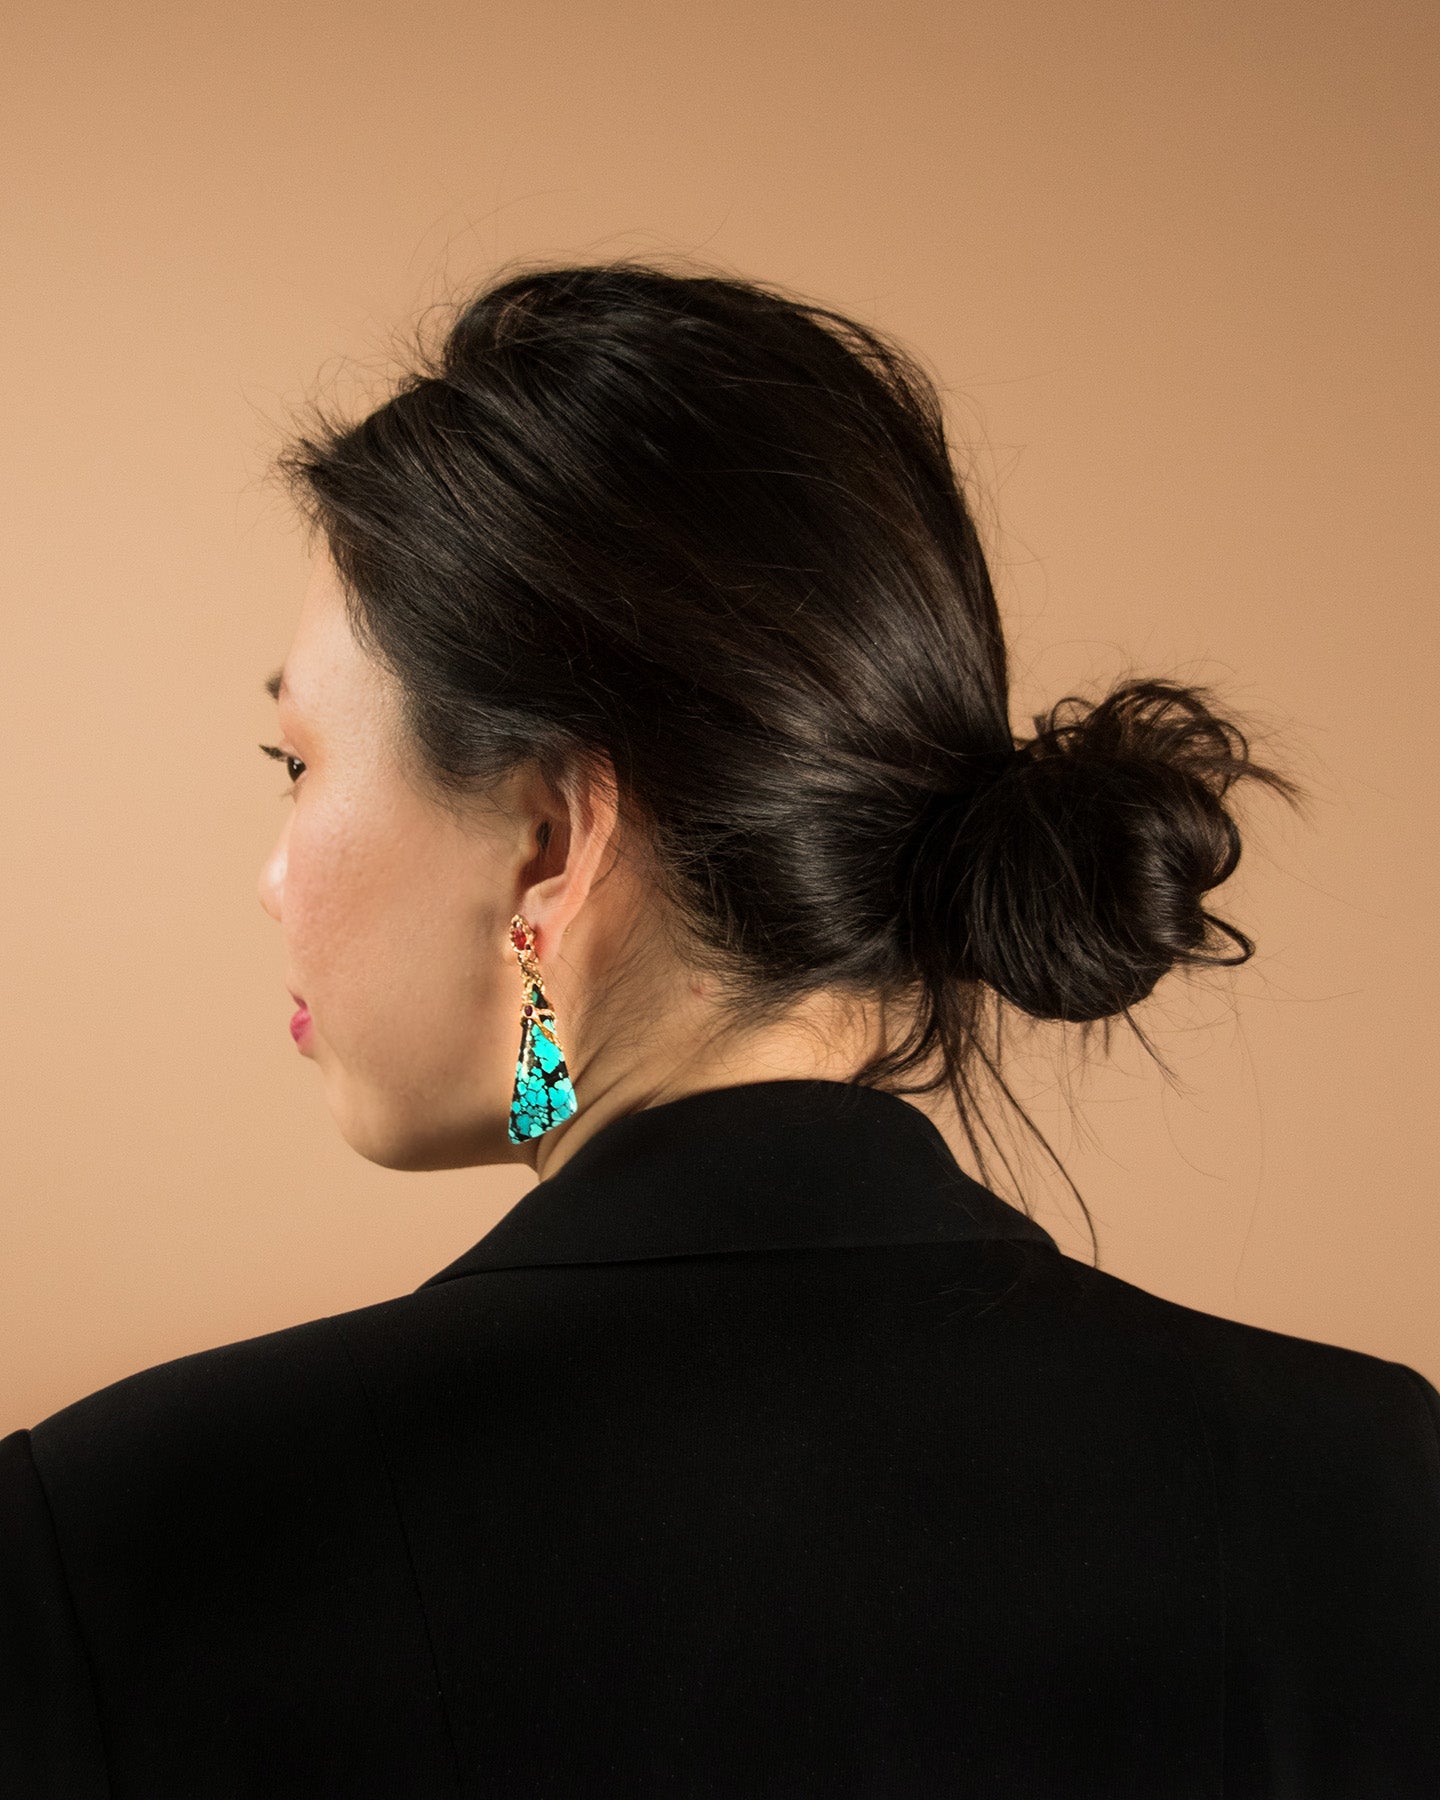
<box><xmin>272</xmin><ymin>257</ymin><xmax>1302</xmax><ymax>1255</ymax></box>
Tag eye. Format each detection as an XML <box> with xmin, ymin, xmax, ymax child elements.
<box><xmin>258</xmin><ymin>743</ymin><xmax>307</xmax><ymax>792</ymax></box>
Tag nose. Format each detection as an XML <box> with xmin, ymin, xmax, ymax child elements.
<box><xmin>257</xmin><ymin>815</ymin><xmax>289</xmax><ymax>923</ymax></box>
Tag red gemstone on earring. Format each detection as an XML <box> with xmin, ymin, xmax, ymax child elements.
<box><xmin>511</xmin><ymin>925</ymin><xmax>527</xmax><ymax>951</ymax></box>
<box><xmin>523</xmin><ymin>1004</ymin><xmax>533</xmax><ymax>1016</ymax></box>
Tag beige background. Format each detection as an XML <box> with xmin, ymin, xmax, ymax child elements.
<box><xmin>3</xmin><ymin>0</ymin><xmax>1436</xmax><ymax>1432</ymax></box>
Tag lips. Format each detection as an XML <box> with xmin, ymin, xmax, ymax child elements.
<box><xmin>285</xmin><ymin>985</ymin><xmax>312</xmax><ymax>1046</ymax></box>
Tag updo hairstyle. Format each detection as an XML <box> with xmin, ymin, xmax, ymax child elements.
<box><xmin>273</xmin><ymin>260</ymin><xmax>1301</xmax><ymax>1234</ymax></box>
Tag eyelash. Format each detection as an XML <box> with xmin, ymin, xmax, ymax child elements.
<box><xmin>258</xmin><ymin>743</ymin><xmax>306</xmax><ymax>793</ymax></box>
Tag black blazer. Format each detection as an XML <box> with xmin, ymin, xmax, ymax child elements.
<box><xmin>3</xmin><ymin>1077</ymin><xmax>1437</xmax><ymax>1797</ymax></box>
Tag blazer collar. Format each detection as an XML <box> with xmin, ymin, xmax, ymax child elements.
<box><xmin>418</xmin><ymin>1078</ymin><xmax>1059</xmax><ymax>1286</ymax></box>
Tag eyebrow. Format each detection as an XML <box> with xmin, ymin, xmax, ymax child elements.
<box><xmin>265</xmin><ymin>667</ymin><xmax>286</xmax><ymax>703</ymax></box>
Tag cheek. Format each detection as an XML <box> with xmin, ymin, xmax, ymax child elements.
<box><xmin>283</xmin><ymin>801</ymin><xmax>500</xmax><ymax>1064</ymax></box>
<box><xmin>282</xmin><ymin>805</ymin><xmax>381</xmax><ymax>973</ymax></box>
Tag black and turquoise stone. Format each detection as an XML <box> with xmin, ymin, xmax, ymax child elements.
<box><xmin>507</xmin><ymin>983</ymin><xmax>577</xmax><ymax>1143</ymax></box>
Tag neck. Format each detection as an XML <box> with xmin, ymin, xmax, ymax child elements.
<box><xmin>527</xmin><ymin>982</ymin><xmax>942</xmax><ymax>1184</ymax></box>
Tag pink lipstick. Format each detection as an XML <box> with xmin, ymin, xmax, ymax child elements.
<box><xmin>289</xmin><ymin>1000</ymin><xmax>313</xmax><ymax>1047</ymax></box>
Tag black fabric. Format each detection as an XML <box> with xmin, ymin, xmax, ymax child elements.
<box><xmin>1</xmin><ymin>1076</ymin><xmax>1437</xmax><ymax>1797</ymax></box>
<box><xmin>0</xmin><ymin>1429</ymin><xmax>108</xmax><ymax>1797</ymax></box>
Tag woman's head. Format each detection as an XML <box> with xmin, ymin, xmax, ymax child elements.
<box><xmin>263</xmin><ymin>259</ymin><xmax>1299</xmax><ymax>1205</ymax></box>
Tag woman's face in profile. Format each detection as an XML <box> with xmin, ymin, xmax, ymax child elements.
<box><xmin>257</xmin><ymin>552</ymin><xmax>532</xmax><ymax>1172</ymax></box>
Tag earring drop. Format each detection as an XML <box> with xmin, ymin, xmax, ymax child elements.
<box><xmin>506</xmin><ymin>913</ymin><xmax>578</xmax><ymax>1144</ymax></box>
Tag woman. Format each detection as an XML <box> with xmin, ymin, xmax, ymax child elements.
<box><xmin>2</xmin><ymin>260</ymin><xmax>1436</xmax><ymax>1796</ymax></box>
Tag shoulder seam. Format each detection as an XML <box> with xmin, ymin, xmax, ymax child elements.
<box><xmin>14</xmin><ymin>1428</ymin><xmax>116</xmax><ymax>1795</ymax></box>
<box><xmin>323</xmin><ymin>1317</ymin><xmax>466</xmax><ymax>1794</ymax></box>
<box><xmin>1127</xmin><ymin>1310</ymin><xmax>1231</xmax><ymax>1776</ymax></box>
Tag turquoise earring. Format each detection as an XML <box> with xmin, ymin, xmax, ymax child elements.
<box><xmin>506</xmin><ymin>913</ymin><xmax>578</xmax><ymax>1144</ymax></box>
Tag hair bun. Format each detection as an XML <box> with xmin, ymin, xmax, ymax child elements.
<box><xmin>899</xmin><ymin>678</ymin><xmax>1299</xmax><ymax>1023</ymax></box>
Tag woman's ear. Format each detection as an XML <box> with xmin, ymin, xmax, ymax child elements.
<box><xmin>515</xmin><ymin>754</ymin><xmax>621</xmax><ymax>961</ymax></box>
